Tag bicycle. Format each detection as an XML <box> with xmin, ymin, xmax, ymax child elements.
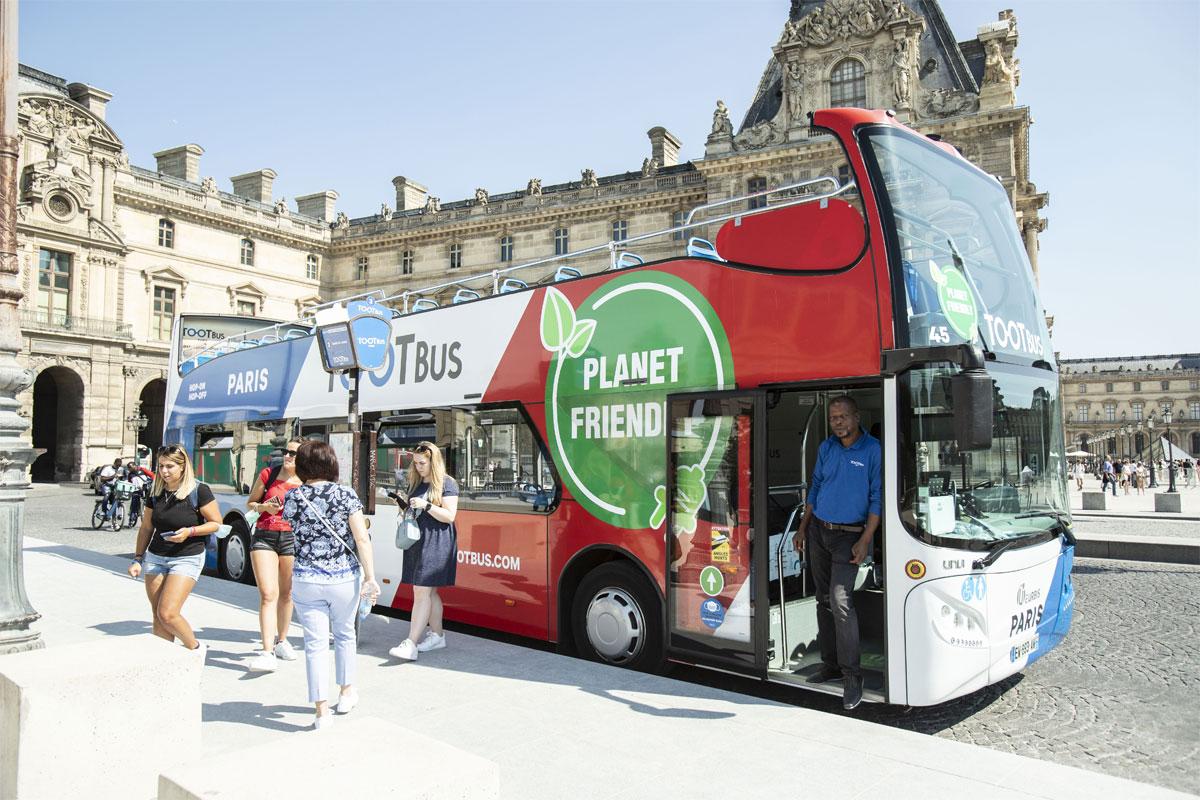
<box><xmin>90</xmin><ymin>482</ymin><xmax>129</xmax><ymax>531</ymax></box>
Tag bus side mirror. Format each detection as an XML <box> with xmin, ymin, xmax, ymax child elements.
<box><xmin>951</xmin><ymin>368</ymin><xmax>993</xmax><ymax>451</ymax></box>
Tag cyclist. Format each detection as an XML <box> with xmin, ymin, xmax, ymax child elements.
<box><xmin>98</xmin><ymin>458</ymin><xmax>123</xmax><ymax>519</ymax></box>
<box><xmin>127</xmin><ymin>462</ymin><xmax>153</xmax><ymax>523</ymax></box>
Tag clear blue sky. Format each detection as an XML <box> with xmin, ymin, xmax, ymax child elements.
<box><xmin>20</xmin><ymin>0</ymin><xmax>1198</xmax><ymax>359</ymax></box>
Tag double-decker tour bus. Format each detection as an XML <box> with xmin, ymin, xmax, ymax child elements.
<box><xmin>163</xmin><ymin>108</ymin><xmax>1074</xmax><ymax>706</ymax></box>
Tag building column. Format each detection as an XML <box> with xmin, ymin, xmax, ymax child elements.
<box><xmin>0</xmin><ymin>0</ymin><xmax>43</xmax><ymax>655</ymax></box>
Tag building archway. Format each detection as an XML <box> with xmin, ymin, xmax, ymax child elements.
<box><xmin>30</xmin><ymin>366</ymin><xmax>85</xmax><ymax>482</ymax></box>
<box><xmin>138</xmin><ymin>378</ymin><xmax>167</xmax><ymax>463</ymax></box>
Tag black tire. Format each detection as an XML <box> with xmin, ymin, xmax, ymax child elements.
<box><xmin>571</xmin><ymin>561</ymin><xmax>664</xmax><ymax>672</ymax></box>
<box><xmin>219</xmin><ymin>522</ymin><xmax>255</xmax><ymax>585</ymax></box>
<box><xmin>110</xmin><ymin>504</ymin><xmax>124</xmax><ymax>531</ymax></box>
<box><xmin>91</xmin><ymin>501</ymin><xmax>105</xmax><ymax>529</ymax></box>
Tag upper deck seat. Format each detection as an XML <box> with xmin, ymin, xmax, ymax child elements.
<box><xmin>411</xmin><ymin>298</ymin><xmax>439</xmax><ymax>312</ymax></box>
<box><xmin>686</xmin><ymin>237</ymin><xmax>723</xmax><ymax>261</ymax></box>
<box><xmin>452</xmin><ymin>288</ymin><xmax>481</xmax><ymax>304</ymax></box>
<box><xmin>553</xmin><ymin>265</ymin><xmax>582</xmax><ymax>281</ymax></box>
<box><xmin>499</xmin><ymin>278</ymin><xmax>528</xmax><ymax>294</ymax></box>
<box><xmin>615</xmin><ymin>252</ymin><xmax>644</xmax><ymax>269</ymax></box>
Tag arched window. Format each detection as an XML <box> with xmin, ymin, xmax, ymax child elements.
<box><xmin>158</xmin><ymin>219</ymin><xmax>175</xmax><ymax>248</ymax></box>
<box><xmin>830</xmin><ymin>59</ymin><xmax>867</xmax><ymax>109</ymax></box>
<box><xmin>240</xmin><ymin>238</ymin><xmax>255</xmax><ymax>266</ymax></box>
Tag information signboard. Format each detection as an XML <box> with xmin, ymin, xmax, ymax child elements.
<box><xmin>317</xmin><ymin>323</ymin><xmax>356</xmax><ymax>372</ymax></box>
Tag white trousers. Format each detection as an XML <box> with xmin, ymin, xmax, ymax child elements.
<box><xmin>292</xmin><ymin>579</ymin><xmax>358</xmax><ymax>703</ymax></box>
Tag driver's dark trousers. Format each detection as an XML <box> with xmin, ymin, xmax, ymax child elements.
<box><xmin>807</xmin><ymin>518</ymin><xmax>862</xmax><ymax>678</ymax></box>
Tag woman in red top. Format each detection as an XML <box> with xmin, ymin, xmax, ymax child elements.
<box><xmin>245</xmin><ymin>439</ymin><xmax>304</xmax><ymax>672</ymax></box>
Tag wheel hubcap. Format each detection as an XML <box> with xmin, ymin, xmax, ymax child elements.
<box><xmin>226</xmin><ymin>535</ymin><xmax>246</xmax><ymax>579</ymax></box>
<box><xmin>585</xmin><ymin>586</ymin><xmax>645</xmax><ymax>664</ymax></box>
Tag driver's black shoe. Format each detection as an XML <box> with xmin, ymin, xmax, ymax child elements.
<box><xmin>808</xmin><ymin>663</ymin><xmax>843</xmax><ymax>684</ymax></box>
<box><xmin>842</xmin><ymin>674</ymin><xmax>863</xmax><ymax>710</ymax></box>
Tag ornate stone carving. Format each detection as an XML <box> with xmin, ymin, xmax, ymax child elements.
<box><xmin>274</xmin><ymin>198</ymin><xmax>288</xmax><ymax>216</ymax></box>
<box><xmin>122</xmin><ymin>365</ymin><xmax>141</xmax><ymax>378</ymax></box>
<box><xmin>922</xmin><ymin>88</ymin><xmax>979</xmax><ymax>118</ymax></box>
<box><xmin>18</xmin><ymin>97</ymin><xmax>104</xmax><ymax>151</ymax></box>
<box><xmin>892</xmin><ymin>38</ymin><xmax>913</xmax><ymax>107</ymax></box>
<box><xmin>983</xmin><ymin>39</ymin><xmax>1014</xmax><ymax>87</ymax></box>
<box><xmin>474</xmin><ymin>187</ymin><xmax>488</xmax><ymax>206</ymax></box>
<box><xmin>640</xmin><ymin>158</ymin><xmax>659</xmax><ymax>178</ymax></box>
<box><xmin>580</xmin><ymin>168</ymin><xmax>598</xmax><ymax>188</ymax></box>
<box><xmin>785</xmin><ymin>60</ymin><xmax>805</xmax><ymax>123</ymax></box>
<box><xmin>780</xmin><ymin>0</ymin><xmax>915</xmax><ymax>47</ymax></box>
<box><xmin>334</xmin><ymin>211</ymin><xmax>349</xmax><ymax>229</ymax></box>
<box><xmin>735</xmin><ymin>119</ymin><xmax>781</xmax><ymax>150</ymax></box>
<box><xmin>526</xmin><ymin>178</ymin><xmax>542</xmax><ymax>197</ymax></box>
<box><xmin>710</xmin><ymin>100</ymin><xmax>733</xmax><ymax>137</ymax></box>
<box><xmin>201</xmin><ymin>176</ymin><xmax>218</xmax><ymax>194</ymax></box>
<box><xmin>424</xmin><ymin>196</ymin><xmax>440</xmax><ymax>214</ymax></box>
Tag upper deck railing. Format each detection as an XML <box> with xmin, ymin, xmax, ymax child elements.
<box><xmin>181</xmin><ymin>175</ymin><xmax>855</xmax><ymax>373</ymax></box>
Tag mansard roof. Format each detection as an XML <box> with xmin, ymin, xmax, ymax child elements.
<box><xmin>1059</xmin><ymin>354</ymin><xmax>1200</xmax><ymax>374</ymax></box>
<box><xmin>739</xmin><ymin>0</ymin><xmax>979</xmax><ymax>133</ymax></box>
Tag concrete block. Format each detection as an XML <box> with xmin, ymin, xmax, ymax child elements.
<box><xmin>158</xmin><ymin>716</ymin><xmax>499</xmax><ymax>800</ymax></box>
<box><xmin>1082</xmin><ymin>491</ymin><xmax>1107</xmax><ymax>511</ymax></box>
<box><xmin>1154</xmin><ymin>492</ymin><xmax>1183</xmax><ymax>513</ymax></box>
<box><xmin>0</xmin><ymin>636</ymin><xmax>201</xmax><ymax>800</ymax></box>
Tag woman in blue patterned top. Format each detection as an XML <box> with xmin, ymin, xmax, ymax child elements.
<box><xmin>388</xmin><ymin>441</ymin><xmax>459</xmax><ymax>662</ymax></box>
<box><xmin>281</xmin><ymin>440</ymin><xmax>379</xmax><ymax>730</ymax></box>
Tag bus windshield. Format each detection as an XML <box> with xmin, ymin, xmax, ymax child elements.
<box><xmin>899</xmin><ymin>362</ymin><xmax>1069</xmax><ymax>548</ymax></box>
<box><xmin>864</xmin><ymin>127</ymin><xmax>1050</xmax><ymax>362</ymax></box>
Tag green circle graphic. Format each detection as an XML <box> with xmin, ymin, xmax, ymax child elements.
<box><xmin>543</xmin><ymin>271</ymin><xmax>735</xmax><ymax>530</ymax></box>
<box><xmin>936</xmin><ymin>266</ymin><xmax>978</xmax><ymax>339</ymax></box>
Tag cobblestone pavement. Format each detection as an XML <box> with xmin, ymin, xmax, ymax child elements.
<box><xmin>1073</xmin><ymin>515</ymin><xmax>1200</xmax><ymax>540</ymax></box>
<box><xmin>21</xmin><ymin>484</ymin><xmax>1200</xmax><ymax>794</ymax></box>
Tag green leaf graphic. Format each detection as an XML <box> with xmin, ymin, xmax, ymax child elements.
<box><xmin>672</xmin><ymin>464</ymin><xmax>706</xmax><ymax>534</ymax></box>
<box><xmin>540</xmin><ymin>287</ymin><xmax>576</xmax><ymax>352</ymax></box>
<box><xmin>649</xmin><ymin>484</ymin><xmax>666</xmax><ymax>530</ymax></box>
<box><xmin>564</xmin><ymin>319</ymin><xmax>596</xmax><ymax>359</ymax></box>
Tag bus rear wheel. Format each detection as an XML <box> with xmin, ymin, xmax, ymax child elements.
<box><xmin>572</xmin><ymin>562</ymin><xmax>663</xmax><ymax>672</ymax></box>
<box><xmin>219</xmin><ymin>523</ymin><xmax>255</xmax><ymax>585</ymax></box>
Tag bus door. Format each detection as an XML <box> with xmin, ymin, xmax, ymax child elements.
<box><xmin>665</xmin><ymin>393</ymin><xmax>766</xmax><ymax>677</ymax></box>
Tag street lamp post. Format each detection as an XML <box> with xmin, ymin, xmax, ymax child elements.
<box><xmin>1164</xmin><ymin>408</ymin><xmax>1177</xmax><ymax>493</ymax></box>
<box><xmin>1147</xmin><ymin>414</ymin><xmax>1158</xmax><ymax>488</ymax></box>
<box><xmin>0</xmin><ymin>0</ymin><xmax>43</xmax><ymax>655</ymax></box>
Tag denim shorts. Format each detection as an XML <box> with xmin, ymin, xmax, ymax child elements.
<box><xmin>143</xmin><ymin>550</ymin><xmax>205</xmax><ymax>581</ymax></box>
<box><xmin>251</xmin><ymin>529</ymin><xmax>296</xmax><ymax>556</ymax></box>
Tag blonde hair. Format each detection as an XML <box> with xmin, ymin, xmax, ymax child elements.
<box><xmin>406</xmin><ymin>441</ymin><xmax>449</xmax><ymax>505</ymax></box>
<box><xmin>152</xmin><ymin>444</ymin><xmax>199</xmax><ymax>501</ymax></box>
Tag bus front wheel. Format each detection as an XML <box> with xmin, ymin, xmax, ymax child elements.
<box><xmin>219</xmin><ymin>523</ymin><xmax>254</xmax><ymax>585</ymax></box>
<box><xmin>572</xmin><ymin>562</ymin><xmax>664</xmax><ymax>672</ymax></box>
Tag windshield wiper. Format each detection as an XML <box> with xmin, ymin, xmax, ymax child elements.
<box><xmin>945</xmin><ymin>236</ymin><xmax>995</xmax><ymax>359</ymax></box>
<box><xmin>972</xmin><ymin>538</ymin><xmax>1023</xmax><ymax>570</ymax></box>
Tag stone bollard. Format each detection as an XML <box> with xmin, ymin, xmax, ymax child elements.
<box><xmin>1154</xmin><ymin>493</ymin><xmax>1183</xmax><ymax>513</ymax></box>
<box><xmin>0</xmin><ymin>636</ymin><xmax>201</xmax><ymax>800</ymax></box>
<box><xmin>1082</xmin><ymin>491</ymin><xmax>1107</xmax><ymax>511</ymax></box>
<box><xmin>158</xmin><ymin>716</ymin><xmax>499</xmax><ymax>799</ymax></box>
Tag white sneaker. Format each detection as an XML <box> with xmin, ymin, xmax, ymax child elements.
<box><xmin>273</xmin><ymin>639</ymin><xmax>298</xmax><ymax>661</ymax></box>
<box><xmin>335</xmin><ymin>689</ymin><xmax>359</xmax><ymax>715</ymax></box>
<box><xmin>246</xmin><ymin>651</ymin><xmax>277</xmax><ymax>673</ymax></box>
<box><xmin>388</xmin><ymin>639</ymin><xmax>418</xmax><ymax>661</ymax></box>
<box><xmin>313</xmin><ymin>712</ymin><xmax>334</xmax><ymax>731</ymax></box>
<box><xmin>416</xmin><ymin>631</ymin><xmax>446</xmax><ymax>653</ymax></box>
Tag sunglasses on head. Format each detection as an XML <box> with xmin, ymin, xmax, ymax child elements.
<box><xmin>157</xmin><ymin>445</ymin><xmax>184</xmax><ymax>456</ymax></box>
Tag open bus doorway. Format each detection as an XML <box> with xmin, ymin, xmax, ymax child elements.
<box><xmin>764</xmin><ymin>386</ymin><xmax>886</xmax><ymax>700</ymax></box>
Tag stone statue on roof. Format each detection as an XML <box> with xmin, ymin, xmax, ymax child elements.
<box><xmin>334</xmin><ymin>211</ymin><xmax>349</xmax><ymax>229</ymax></box>
<box><xmin>474</xmin><ymin>187</ymin><xmax>488</xmax><ymax>206</ymax></box>
<box><xmin>581</xmin><ymin>168</ymin><xmax>598</xmax><ymax>188</ymax></box>
<box><xmin>201</xmin><ymin>176</ymin><xmax>218</xmax><ymax>194</ymax></box>
<box><xmin>526</xmin><ymin>178</ymin><xmax>542</xmax><ymax>197</ymax></box>
<box><xmin>711</xmin><ymin>100</ymin><xmax>733</xmax><ymax>137</ymax></box>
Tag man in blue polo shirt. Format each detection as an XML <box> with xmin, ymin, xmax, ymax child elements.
<box><xmin>792</xmin><ymin>395</ymin><xmax>881</xmax><ymax>710</ymax></box>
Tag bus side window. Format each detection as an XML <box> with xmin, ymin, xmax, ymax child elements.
<box><xmin>449</xmin><ymin>406</ymin><xmax>558</xmax><ymax>514</ymax></box>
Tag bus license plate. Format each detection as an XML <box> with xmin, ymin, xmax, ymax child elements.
<box><xmin>1010</xmin><ymin>634</ymin><xmax>1039</xmax><ymax>663</ymax></box>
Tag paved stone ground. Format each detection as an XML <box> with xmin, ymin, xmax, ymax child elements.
<box><xmin>20</xmin><ymin>484</ymin><xmax>1200</xmax><ymax>794</ymax></box>
<box><xmin>1073</xmin><ymin>515</ymin><xmax>1200</xmax><ymax>540</ymax></box>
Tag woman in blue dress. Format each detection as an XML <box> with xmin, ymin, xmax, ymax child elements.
<box><xmin>389</xmin><ymin>441</ymin><xmax>459</xmax><ymax>661</ymax></box>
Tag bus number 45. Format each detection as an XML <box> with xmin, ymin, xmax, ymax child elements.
<box><xmin>927</xmin><ymin>326</ymin><xmax>951</xmax><ymax>345</ymax></box>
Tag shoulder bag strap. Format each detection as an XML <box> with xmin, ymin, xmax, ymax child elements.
<box><xmin>295</xmin><ymin>487</ymin><xmax>360</xmax><ymax>565</ymax></box>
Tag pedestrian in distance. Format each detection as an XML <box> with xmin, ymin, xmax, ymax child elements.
<box><xmin>98</xmin><ymin>457</ymin><xmax>123</xmax><ymax>517</ymax></box>
<box><xmin>126</xmin><ymin>444</ymin><xmax>222</xmax><ymax>658</ymax></box>
<box><xmin>792</xmin><ymin>396</ymin><xmax>881</xmax><ymax>711</ymax></box>
<box><xmin>1072</xmin><ymin>460</ymin><xmax>1084</xmax><ymax>492</ymax></box>
<box><xmin>1102</xmin><ymin>456</ymin><xmax>1116</xmax><ymax>497</ymax></box>
<box><xmin>280</xmin><ymin>440</ymin><xmax>380</xmax><ymax>730</ymax></box>
<box><xmin>245</xmin><ymin>439</ymin><xmax>305</xmax><ymax>673</ymax></box>
<box><xmin>389</xmin><ymin>441</ymin><xmax>460</xmax><ymax>662</ymax></box>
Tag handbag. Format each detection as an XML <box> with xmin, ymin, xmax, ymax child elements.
<box><xmin>395</xmin><ymin>508</ymin><xmax>422</xmax><ymax>550</ymax></box>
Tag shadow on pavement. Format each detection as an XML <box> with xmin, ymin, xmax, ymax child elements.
<box><xmin>202</xmin><ymin>700</ymin><xmax>313</xmax><ymax>733</ymax></box>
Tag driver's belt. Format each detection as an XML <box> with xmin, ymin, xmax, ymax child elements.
<box><xmin>814</xmin><ymin>516</ymin><xmax>865</xmax><ymax>533</ymax></box>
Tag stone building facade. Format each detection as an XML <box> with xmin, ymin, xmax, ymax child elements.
<box><xmin>1059</xmin><ymin>354</ymin><xmax>1200</xmax><ymax>460</ymax></box>
<box><xmin>15</xmin><ymin>0</ymin><xmax>1047</xmax><ymax>482</ymax></box>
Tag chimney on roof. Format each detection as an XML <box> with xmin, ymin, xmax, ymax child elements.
<box><xmin>295</xmin><ymin>191</ymin><xmax>339</xmax><ymax>221</ymax></box>
<box><xmin>67</xmin><ymin>82</ymin><xmax>112</xmax><ymax>121</ymax></box>
<box><xmin>153</xmin><ymin>144</ymin><xmax>204</xmax><ymax>183</ymax></box>
<box><xmin>647</xmin><ymin>127</ymin><xmax>682</xmax><ymax>168</ymax></box>
<box><xmin>231</xmin><ymin>169</ymin><xmax>278</xmax><ymax>203</ymax></box>
<box><xmin>392</xmin><ymin>176</ymin><xmax>427</xmax><ymax>211</ymax></box>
